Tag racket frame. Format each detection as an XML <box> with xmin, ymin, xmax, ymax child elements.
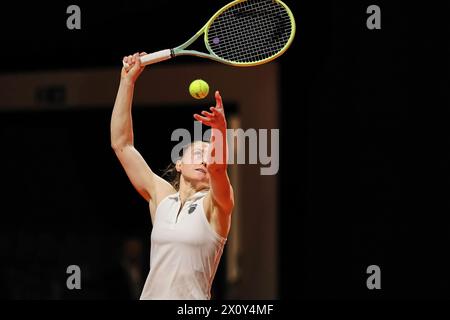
<box><xmin>132</xmin><ymin>0</ymin><xmax>296</xmax><ymax>67</ymax></box>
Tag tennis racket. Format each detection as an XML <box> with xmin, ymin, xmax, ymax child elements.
<box><xmin>123</xmin><ymin>0</ymin><xmax>296</xmax><ymax>68</ymax></box>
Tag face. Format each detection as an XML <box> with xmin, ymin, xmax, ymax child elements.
<box><xmin>177</xmin><ymin>142</ymin><xmax>210</xmax><ymax>188</ymax></box>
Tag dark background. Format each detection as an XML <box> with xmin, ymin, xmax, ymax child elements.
<box><xmin>0</xmin><ymin>0</ymin><xmax>449</xmax><ymax>299</ymax></box>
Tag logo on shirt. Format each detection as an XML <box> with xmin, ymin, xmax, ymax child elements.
<box><xmin>188</xmin><ymin>204</ymin><xmax>197</xmax><ymax>214</ymax></box>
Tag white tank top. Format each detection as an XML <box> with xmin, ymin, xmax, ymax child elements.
<box><xmin>140</xmin><ymin>189</ymin><xmax>227</xmax><ymax>300</ymax></box>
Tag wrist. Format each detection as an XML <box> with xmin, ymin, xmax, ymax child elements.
<box><xmin>120</xmin><ymin>78</ymin><xmax>135</xmax><ymax>87</ymax></box>
<box><xmin>217</xmin><ymin>125</ymin><xmax>227</xmax><ymax>135</ymax></box>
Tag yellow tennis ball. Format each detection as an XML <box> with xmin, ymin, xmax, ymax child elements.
<box><xmin>189</xmin><ymin>79</ymin><xmax>209</xmax><ymax>99</ymax></box>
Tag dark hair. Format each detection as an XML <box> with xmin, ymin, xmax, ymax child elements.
<box><xmin>161</xmin><ymin>141</ymin><xmax>209</xmax><ymax>190</ymax></box>
<box><xmin>161</xmin><ymin>162</ymin><xmax>181</xmax><ymax>190</ymax></box>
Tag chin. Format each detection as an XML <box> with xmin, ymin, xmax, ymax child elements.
<box><xmin>188</xmin><ymin>176</ymin><xmax>209</xmax><ymax>186</ymax></box>
<box><xmin>199</xmin><ymin>180</ymin><xmax>210</xmax><ymax>188</ymax></box>
<box><xmin>201</xmin><ymin>184</ymin><xmax>210</xmax><ymax>190</ymax></box>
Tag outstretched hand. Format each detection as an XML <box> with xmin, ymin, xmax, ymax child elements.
<box><xmin>194</xmin><ymin>91</ymin><xmax>228</xmax><ymax>170</ymax></box>
<box><xmin>193</xmin><ymin>91</ymin><xmax>227</xmax><ymax>130</ymax></box>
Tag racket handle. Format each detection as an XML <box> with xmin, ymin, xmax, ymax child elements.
<box><xmin>140</xmin><ymin>49</ymin><xmax>173</xmax><ymax>66</ymax></box>
<box><xmin>122</xmin><ymin>49</ymin><xmax>173</xmax><ymax>69</ymax></box>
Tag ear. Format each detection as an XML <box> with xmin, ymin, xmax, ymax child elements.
<box><xmin>175</xmin><ymin>159</ymin><xmax>182</xmax><ymax>172</ymax></box>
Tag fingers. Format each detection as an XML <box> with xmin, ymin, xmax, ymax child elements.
<box><xmin>131</xmin><ymin>53</ymin><xmax>141</xmax><ymax>68</ymax></box>
<box><xmin>194</xmin><ymin>114</ymin><xmax>212</xmax><ymax>122</ymax></box>
<box><xmin>199</xmin><ymin>108</ymin><xmax>223</xmax><ymax>120</ymax></box>
<box><xmin>191</xmin><ymin>90</ymin><xmax>225</xmax><ymax>128</ymax></box>
<box><xmin>123</xmin><ymin>52</ymin><xmax>144</xmax><ymax>68</ymax></box>
<box><xmin>201</xmin><ymin>110</ymin><xmax>214</xmax><ymax>117</ymax></box>
<box><xmin>121</xmin><ymin>52</ymin><xmax>148</xmax><ymax>82</ymax></box>
<box><xmin>122</xmin><ymin>55</ymin><xmax>132</xmax><ymax>72</ymax></box>
<box><xmin>215</xmin><ymin>90</ymin><xmax>223</xmax><ymax>109</ymax></box>
<box><xmin>122</xmin><ymin>55</ymin><xmax>130</xmax><ymax>68</ymax></box>
<box><xmin>193</xmin><ymin>114</ymin><xmax>213</xmax><ymax>126</ymax></box>
<box><xmin>122</xmin><ymin>54</ymin><xmax>135</xmax><ymax>71</ymax></box>
<box><xmin>123</xmin><ymin>54</ymin><xmax>134</xmax><ymax>65</ymax></box>
<box><xmin>123</xmin><ymin>64</ymin><xmax>131</xmax><ymax>73</ymax></box>
<box><xmin>210</xmin><ymin>106</ymin><xmax>221</xmax><ymax>116</ymax></box>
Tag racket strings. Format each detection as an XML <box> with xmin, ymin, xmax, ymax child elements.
<box><xmin>207</xmin><ymin>0</ymin><xmax>293</xmax><ymax>64</ymax></box>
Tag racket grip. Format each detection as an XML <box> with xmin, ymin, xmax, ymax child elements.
<box><xmin>140</xmin><ymin>49</ymin><xmax>173</xmax><ymax>66</ymax></box>
<box><xmin>122</xmin><ymin>49</ymin><xmax>172</xmax><ymax>69</ymax></box>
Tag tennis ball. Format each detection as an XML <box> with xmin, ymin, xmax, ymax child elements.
<box><xmin>189</xmin><ymin>79</ymin><xmax>209</xmax><ymax>99</ymax></box>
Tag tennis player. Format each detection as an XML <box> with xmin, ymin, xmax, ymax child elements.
<box><xmin>110</xmin><ymin>53</ymin><xmax>234</xmax><ymax>300</ymax></box>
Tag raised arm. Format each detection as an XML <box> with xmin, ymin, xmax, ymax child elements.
<box><xmin>111</xmin><ymin>53</ymin><xmax>175</xmax><ymax>220</ymax></box>
<box><xmin>194</xmin><ymin>91</ymin><xmax>235</xmax><ymax>238</ymax></box>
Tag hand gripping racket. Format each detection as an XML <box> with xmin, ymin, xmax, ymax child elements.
<box><xmin>123</xmin><ymin>0</ymin><xmax>296</xmax><ymax>68</ymax></box>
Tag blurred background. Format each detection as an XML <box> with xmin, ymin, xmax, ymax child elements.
<box><xmin>0</xmin><ymin>0</ymin><xmax>449</xmax><ymax>300</ymax></box>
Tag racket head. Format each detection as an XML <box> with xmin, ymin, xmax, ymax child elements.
<box><xmin>204</xmin><ymin>0</ymin><xmax>296</xmax><ymax>66</ymax></box>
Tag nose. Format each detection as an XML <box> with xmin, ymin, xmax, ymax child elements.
<box><xmin>201</xmin><ymin>154</ymin><xmax>208</xmax><ymax>165</ymax></box>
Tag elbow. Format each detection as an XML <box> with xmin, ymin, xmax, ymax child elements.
<box><xmin>227</xmin><ymin>188</ymin><xmax>235</xmax><ymax>214</ymax></box>
<box><xmin>221</xmin><ymin>194</ymin><xmax>235</xmax><ymax>216</ymax></box>
<box><xmin>111</xmin><ymin>136</ymin><xmax>133</xmax><ymax>152</ymax></box>
<box><xmin>110</xmin><ymin>128</ymin><xmax>133</xmax><ymax>151</ymax></box>
<box><xmin>111</xmin><ymin>141</ymin><xmax>121</xmax><ymax>151</ymax></box>
<box><xmin>227</xmin><ymin>199</ymin><xmax>235</xmax><ymax>216</ymax></box>
<box><xmin>229</xmin><ymin>195</ymin><xmax>235</xmax><ymax>214</ymax></box>
<box><xmin>111</xmin><ymin>141</ymin><xmax>130</xmax><ymax>152</ymax></box>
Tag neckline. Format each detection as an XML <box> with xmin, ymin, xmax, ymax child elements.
<box><xmin>168</xmin><ymin>189</ymin><xmax>209</xmax><ymax>202</ymax></box>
